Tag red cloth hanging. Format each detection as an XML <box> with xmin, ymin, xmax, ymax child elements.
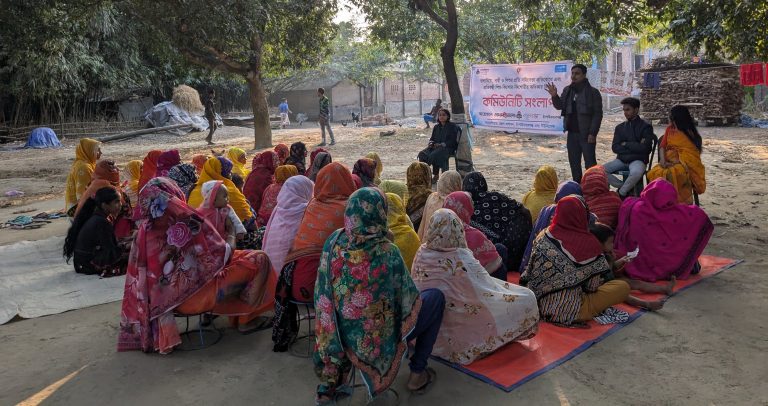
<box><xmin>740</xmin><ymin>63</ymin><xmax>766</xmax><ymax>86</ymax></box>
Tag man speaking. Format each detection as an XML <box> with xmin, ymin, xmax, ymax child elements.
<box><xmin>546</xmin><ymin>64</ymin><xmax>603</xmax><ymax>183</ymax></box>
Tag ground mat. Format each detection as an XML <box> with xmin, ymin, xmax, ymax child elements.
<box><xmin>432</xmin><ymin>255</ymin><xmax>742</xmax><ymax>392</ymax></box>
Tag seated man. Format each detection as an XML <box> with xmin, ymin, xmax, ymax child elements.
<box><xmin>423</xmin><ymin>99</ymin><xmax>442</xmax><ymax>129</ymax></box>
<box><xmin>603</xmin><ymin>97</ymin><xmax>656</xmax><ymax>197</ymax></box>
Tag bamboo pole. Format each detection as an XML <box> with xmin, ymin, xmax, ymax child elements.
<box><xmin>97</xmin><ymin>124</ymin><xmax>191</xmax><ymax>143</ymax></box>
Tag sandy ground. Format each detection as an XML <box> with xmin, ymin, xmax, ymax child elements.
<box><xmin>0</xmin><ymin>116</ymin><xmax>767</xmax><ymax>405</ymax></box>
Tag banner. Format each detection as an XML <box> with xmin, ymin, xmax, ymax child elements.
<box><xmin>469</xmin><ymin>61</ymin><xmax>572</xmax><ymax>134</ymax></box>
<box><xmin>587</xmin><ymin>69</ymin><xmax>634</xmax><ymax>96</ymax></box>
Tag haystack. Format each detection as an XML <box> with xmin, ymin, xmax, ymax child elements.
<box><xmin>172</xmin><ymin>85</ymin><xmax>204</xmax><ymax>114</ymax></box>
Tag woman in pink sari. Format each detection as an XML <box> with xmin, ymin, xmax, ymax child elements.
<box><xmin>256</xmin><ymin>164</ymin><xmax>298</xmax><ymax>225</ymax></box>
<box><xmin>614</xmin><ymin>178</ymin><xmax>713</xmax><ymax>282</ymax></box>
<box><xmin>117</xmin><ymin>178</ymin><xmax>276</xmax><ymax>354</ymax></box>
<box><xmin>243</xmin><ymin>151</ymin><xmax>278</xmax><ymax>211</ymax></box>
<box><xmin>261</xmin><ymin>175</ymin><xmax>314</xmax><ymax>274</ymax></box>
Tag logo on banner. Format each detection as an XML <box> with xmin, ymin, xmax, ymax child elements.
<box><xmin>554</xmin><ymin>64</ymin><xmax>568</xmax><ymax>73</ymax></box>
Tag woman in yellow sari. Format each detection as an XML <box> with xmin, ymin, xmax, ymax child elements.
<box><xmin>123</xmin><ymin>160</ymin><xmax>143</xmax><ymax>205</ymax></box>
<box><xmin>386</xmin><ymin>193</ymin><xmax>421</xmax><ymax>270</ymax></box>
<box><xmin>366</xmin><ymin>151</ymin><xmax>383</xmax><ymax>185</ymax></box>
<box><xmin>647</xmin><ymin>105</ymin><xmax>705</xmax><ymax>204</ymax></box>
<box><xmin>188</xmin><ymin>157</ymin><xmax>255</xmax><ymax>221</ymax></box>
<box><xmin>227</xmin><ymin>147</ymin><xmax>251</xmax><ymax>178</ymax></box>
<box><xmin>522</xmin><ymin>165</ymin><xmax>558</xmax><ymax>222</ymax></box>
<box><xmin>65</xmin><ymin>138</ymin><xmax>101</xmax><ymax>214</ymax></box>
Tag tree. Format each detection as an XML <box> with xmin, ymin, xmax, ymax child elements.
<box><xmin>132</xmin><ymin>0</ymin><xmax>338</xmax><ymax>148</ymax></box>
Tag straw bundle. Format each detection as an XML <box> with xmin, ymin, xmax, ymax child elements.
<box><xmin>172</xmin><ymin>85</ymin><xmax>204</xmax><ymax>114</ymax></box>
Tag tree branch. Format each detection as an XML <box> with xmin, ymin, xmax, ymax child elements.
<box><xmin>413</xmin><ymin>0</ymin><xmax>450</xmax><ymax>30</ymax></box>
<box><xmin>180</xmin><ymin>45</ymin><xmax>249</xmax><ymax>76</ymax></box>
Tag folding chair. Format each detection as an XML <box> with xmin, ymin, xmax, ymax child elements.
<box><xmin>173</xmin><ymin>311</ymin><xmax>224</xmax><ymax>351</ymax></box>
<box><xmin>289</xmin><ymin>299</ymin><xmax>315</xmax><ymax>358</ymax></box>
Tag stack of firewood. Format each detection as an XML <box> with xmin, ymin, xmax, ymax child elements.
<box><xmin>638</xmin><ymin>64</ymin><xmax>743</xmax><ymax>123</ymax></box>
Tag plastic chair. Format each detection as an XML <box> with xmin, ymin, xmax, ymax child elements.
<box><xmin>173</xmin><ymin>311</ymin><xmax>223</xmax><ymax>351</ymax></box>
<box><xmin>289</xmin><ymin>299</ymin><xmax>315</xmax><ymax>358</ymax></box>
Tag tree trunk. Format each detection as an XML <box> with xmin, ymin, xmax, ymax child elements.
<box><xmin>246</xmin><ymin>76</ymin><xmax>273</xmax><ymax>149</ymax></box>
<box><xmin>441</xmin><ymin>0</ymin><xmax>465</xmax><ymax>115</ymax></box>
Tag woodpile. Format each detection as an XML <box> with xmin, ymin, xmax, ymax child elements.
<box><xmin>638</xmin><ymin>61</ymin><xmax>743</xmax><ymax>125</ymax></box>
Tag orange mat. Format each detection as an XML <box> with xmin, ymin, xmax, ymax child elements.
<box><xmin>432</xmin><ymin>255</ymin><xmax>742</xmax><ymax>391</ymax></box>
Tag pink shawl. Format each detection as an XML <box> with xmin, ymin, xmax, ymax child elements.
<box><xmin>442</xmin><ymin>191</ymin><xmax>501</xmax><ymax>269</ymax></box>
<box><xmin>614</xmin><ymin>178</ymin><xmax>713</xmax><ymax>282</ymax></box>
<box><xmin>262</xmin><ymin>176</ymin><xmax>314</xmax><ymax>273</ymax></box>
<box><xmin>197</xmin><ymin>180</ymin><xmax>230</xmax><ymax>239</ymax></box>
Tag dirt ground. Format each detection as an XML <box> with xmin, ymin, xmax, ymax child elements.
<box><xmin>0</xmin><ymin>116</ymin><xmax>766</xmax><ymax>405</ymax></box>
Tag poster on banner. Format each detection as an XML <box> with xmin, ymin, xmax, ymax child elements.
<box><xmin>469</xmin><ymin>61</ymin><xmax>572</xmax><ymax>135</ymax></box>
<box><xmin>587</xmin><ymin>68</ymin><xmax>634</xmax><ymax>96</ymax></box>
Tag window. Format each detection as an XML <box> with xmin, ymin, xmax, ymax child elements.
<box><xmin>615</xmin><ymin>52</ymin><xmax>623</xmax><ymax>72</ymax></box>
<box><xmin>390</xmin><ymin>84</ymin><xmax>399</xmax><ymax>93</ymax></box>
<box><xmin>408</xmin><ymin>84</ymin><xmax>417</xmax><ymax>92</ymax></box>
<box><xmin>634</xmin><ymin>54</ymin><xmax>645</xmax><ymax>71</ymax></box>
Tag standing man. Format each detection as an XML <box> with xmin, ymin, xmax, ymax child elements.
<box><xmin>317</xmin><ymin>87</ymin><xmax>335</xmax><ymax>146</ymax></box>
<box><xmin>204</xmin><ymin>88</ymin><xmax>217</xmax><ymax>145</ymax></box>
<box><xmin>546</xmin><ymin>64</ymin><xmax>603</xmax><ymax>183</ymax></box>
<box><xmin>278</xmin><ymin>98</ymin><xmax>292</xmax><ymax>129</ymax></box>
<box><xmin>602</xmin><ymin>97</ymin><xmax>656</xmax><ymax>197</ymax></box>
<box><xmin>423</xmin><ymin>99</ymin><xmax>442</xmax><ymax>129</ymax></box>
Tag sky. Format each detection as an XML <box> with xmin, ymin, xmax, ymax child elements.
<box><xmin>333</xmin><ymin>0</ymin><xmax>365</xmax><ymax>25</ymax></box>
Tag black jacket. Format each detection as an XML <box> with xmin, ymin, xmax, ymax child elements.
<box><xmin>551</xmin><ymin>80</ymin><xmax>603</xmax><ymax>138</ymax></box>
<box><xmin>429</xmin><ymin>122</ymin><xmax>460</xmax><ymax>154</ymax></box>
<box><xmin>612</xmin><ymin>117</ymin><xmax>656</xmax><ymax>164</ymax></box>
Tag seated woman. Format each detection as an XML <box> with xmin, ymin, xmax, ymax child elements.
<box><xmin>167</xmin><ymin>163</ymin><xmax>198</xmax><ymax>199</ymax></box>
<box><xmin>272</xmin><ymin>162</ymin><xmax>356</xmax><ymax>351</ymax></box>
<box><xmin>614</xmin><ymin>178</ymin><xmax>713</xmax><ymax>282</ymax></box>
<box><xmin>417</xmin><ymin>170</ymin><xmax>462</xmax><ymax>240</ymax></box>
<box><xmin>64</xmin><ymin>187</ymin><xmax>128</xmax><ymax>277</ymax></box>
<box><xmin>405</xmin><ymin>161</ymin><xmax>433</xmax><ymax>231</ymax></box>
<box><xmin>380</xmin><ymin>179</ymin><xmax>408</xmax><ymax>202</ymax></box>
<box><xmin>274</xmin><ymin>143</ymin><xmax>290</xmax><ymax>165</ymax></box>
<box><xmin>581</xmin><ymin>165</ymin><xmax>622</xmax><ymax>229</ymax></box>
<box><xmin>314</xmin><ymin>188</ymin><xmax>444</xmax><ymax>403</ymax></box>
<box><xmin>257</xmin><ymin>165</ymin><xmax>298</xmax><ymax>225</ymax></box>
<box><xmin>307</xmin><ymin>149</ymin><xmax>331</xmax><ymax>181</ymax></box>
<box><xmin>197</xmin><ymin>180</ymin><xmax>247</xmax><ymax>247</ymax></box>
<box><xmin>244</xmin><ymin>151</ymin><xmax>278</xmax><ymax>210</ymax></box>
<box><xmin>155</xmin><ymin>149</ymin><xmax>181</xmax><ymax>177</ymax></box>
<box><xmin>386</xmin><ymin>193</ymin><xmax>420</xmax><ymax>270</ymax></box>
<box><xmin>262</xmin><ymin>176</ymin><xmax>315</xmax><ymax>274</ymax></box>
<box><xmin>443</xmin><ymin>191</ymin><xmax>506</xmax><ymax>280</ymax></box>
<box><xmin>190</xmin><ymin>154</ymin><xmax>209</xmax><ymax>175</ymax></box>
<box><xmin>227</xmin><ymin>147</ymin><xmax>250</xmax><ymax>178</ymax></box>
<box><xmin>418</xmin><ymin>108</ymin><xmax>460</xmax><ymax>183</ymax></box>
<box><xmin>65</xmin><ymin>138</ymin><xmax>101</xmax><ymax>215</ymax></box>
<box><xmin>352</xmin><ymin>158</ymin><xmax>377</xmax><ymax>188</ymax></box>
<box><xmin>522</xmin><ymin>165</ymin><xmax>558</xmax><ymax>223</ymax></box>
<box><xmin>117</xmin><ymin>178</ymin><xmax>277</xmax><ymax>354</ymax></box>
<box><xmin>519</xmin><ymin>180</ymin><xmax>589</xmax><ymax>273</ymax></box>
<box><xmin>463</xmin><ymin>171</ymin><xmax>532</xmax><ymax>274</ymax></box>
<box><xmin>189</xmin><ymin>156</ymin><xmax>255</xmax><ymax>223</ymax></box>
<box><xmin>647</xmin><ymin>105</ymin><xmax>706</xmax><ymax>204</ymax></box>
<box><xmin>366</xmin><ymin>151</ymin><xmax>384</xmax><ymax>185</ymax></box>
<box><xmin>520</xmin><ymin>196</ymin><xmax>630</xmax><ymax>326</ymax></box>
<box><xmin>124</xmin><ymin>160</ymin><xmax>143</xmax><ymax>205</ymax></box>
<box><xmin>138</xmin><ymin>150</ymin><xmax>162</xmax><ymax>191</ymax></box>
<box><xmin>412</xmin><ymin>208</ymin><xmax>539</xmax><ymax>365</ymax></box>
<box><xmin>75</xmin><ymin>160</ymin><xmax>134</xmax><ymax>240</ymax></box>
<box><xmin>284</xmin><ymin>142</ymin><xmax>308</xmax><ymax>175</ymax></box>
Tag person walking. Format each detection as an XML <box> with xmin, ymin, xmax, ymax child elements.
<box><xmin>278</xmin><ymin>98</ymin><xmax>292</xmax><ymax>129</ymax></box>
<box><xmin>546</xmin><ymin>64</ymin><xmax>603</xmax><ymax>183</ymax></box>
<box><xmin>204</xmin><ymin>88</ymin><xmax>217</xmax><ymax>145</ymax></box>
<box><xmin>317</xmin><ymin>88</ymin><xmax>335</xmax><ymax>146</ymax></box>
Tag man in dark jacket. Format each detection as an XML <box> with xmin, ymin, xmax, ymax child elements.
<box><xmin>546</xmin><ymin>64</ymin><xmax>603</xmax><ymax>183</ymax></box>
<box><xmin>603</xmin><ymin>97</ymin><xmax>656</xmax><ymax>197</ymax></box>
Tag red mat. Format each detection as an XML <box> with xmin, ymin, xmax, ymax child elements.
<box><xmin>432</xmin><ymin>255</ymin><xmax>742</xmax><ymax>392</ymax></box>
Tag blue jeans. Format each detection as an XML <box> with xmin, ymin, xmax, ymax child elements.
<box><xmin>406</xmin><ymin>289</ymin><xmax>445</xmax><ymax>373</ymax></box>
<box><xmin>603</xmin><ymin>159</ymin><xmax>646</xmax><ymax>196</ymax></box>
<box><xmin>423</xmin><ymin>114</ymin><xmax>435</xmax><ymax>125</ymax></box>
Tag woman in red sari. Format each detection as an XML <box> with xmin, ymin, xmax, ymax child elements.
<box><xmin>117</xmin><ymin>178</ymin><xmax>276</xmax><ymax>354</ymax></box>
<box><xmin>243</xmin><ymin>151</ymin><xmax>278</xmax><ymax>211</ymax></box>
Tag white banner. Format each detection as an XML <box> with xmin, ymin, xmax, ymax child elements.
<box><xmin>587</xmin><ymin>68</ymin><xmax>634</xmax><ymax>96</ymax></box>
<box><xmin>469</xmin><ymin>61</ymin><xmax>572</xmax><ymax>134</ymax></box>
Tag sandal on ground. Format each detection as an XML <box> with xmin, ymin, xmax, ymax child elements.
<box><xmin>315</xmin><ymin>384</ymin><xmax>353</xmax><ymax>405</ymax></box>
<box><xmin>409</xmin><ymin>367</ymin><xmax>436</xmax><ymax>395</ymax></box>
<box><xmin>238</xmin><ymin>316</ymin><xmax>273</xmax><ymax>335</ymax></box>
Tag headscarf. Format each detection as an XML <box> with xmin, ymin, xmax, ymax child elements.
<box><xmin>522</xmin><ymin>165</ymin><xmax>558</xmax><ymax>223</ymax></box>
<box><xmin>614</xmin><ymin>178</ymin><xmax>713</xmax><ymax>282</ymax></box>
<box><xmin>309</xmin><ymin>147</ymin><xmax>328</xmax><ymax>168</ymax></box>
<box><xmin>155</xmin><ymin>150</ymin><xmax>181</xmax><ymax>178</ymax></box>
<box><xmin>351</xmin><ymin>174</ymin><xmax>363</xmax><ymax>190</ymax></box>
<box><xmin>65</xmin><ymin>138</ymin><xmax>101</xmax><ymax>211</ymax></box>
<box><xmin>352</xmin><ymin>158</ymin><xmax>377</xmax><ymax>188</ymax></box>
<box><xmin>274</xmin><ymin>143</ymin><xmax>290</xmax><ymax>165</ymax></box>
<box><xmin>262</xmin><ymin>176</ymin><xmax>314</xmax><ymax>273</ymax></box>
<box><xmin>365</xmin><ymin>152</ymin><xmax>383</xmax><ymax>185</ymax></box>
<box><xmin>196</xmin><ymin>180</ymin><xmax>229</xmax><ymax>237</ymax></box>
<box><xmin>417</xmin><ymin>170</ymin><xmax>462</xmax><ymax>240</ymax></box>
<box><xmin>405</xmin><ymin>162</ymin><xmax>432</xmax><ymax>221</ymax></box>
<box><xmin>257</xmin><ymin>165</ymin><xmax>298</xmax><ymax>225</ymax></box>
<box><xmin>548</xmin><ymin>196</ymin><xmax>603</xmax><ymax>263</ymax></box>
<box><xmin>188</xmin><ymin>157</ymin><xmax>253</xmax><ymax>220</ymax></box>
<box><xmin>191</xmin><ymin>154</ymin><xmax>208</xmax><ymax>174</ymax></box>
<box><xmin>380</xmin><ymin>180</ymin><xmax>408</xmax><ymax>203</ymax></box>
<box><xmin>284</xmin><ymin>142</ymin><xmax>307</xmax><ymax>175</ymax></box>
<box><xmin>313</xmin><ymin>187</ymin><xmax>421</xmax><ymax>398</ymax></box>
<box><xmin>411</xmin><ymin>208</ymin><xmax>540</xmax><ymax>365</ymax></box>
<box><xmin>386</xmin><ymin>193</ymin><xmax>420</xmax><ymax>270</ymax></box>
<box><xmin>227</xmin><ymin>147</ymin><xmax>250</xmax><ymax>178</ymax></box>
<box><xmin>138</xmin><ymin>150</ymin><xmax>162</xmax><ymax>191</ymax></box>
<box><xmin>125</xmin><ymin>160</ymin><xmax>143</xmax><ymax>196</ymax></box>
<box><xmin>462</xmin><ymin>171</ymin><xmax>488</xmax><ymax>201</ymax></box>
<box><xmin>443</xmin><ymin>191</ymin><xmax>501</xmax><ymax>269</ymax></box>
<box><xmin>74</xmin><ymin>159</ymin><xmax>122</xmax><ymax>217</ymax></box>
<box><xmin>288</xmin><ymin>162</ymin><xmax>355</xmax><ymax>258</ymax></box>
<box><xmin>581</xmin><ymin>165</ymin><xmax>622</xmax><ymax>229</ymax></box>
<box><xmin>167</xmin><ymin>163</ymin><xmax>198</xmax><ymax>198</ymax></box>
<box><xmin>117</xmin><ymin>178</ymin><xmax>229</xmax><ymax>354</ymax></box>
<box><xmin>243</xmin><ymin>151</ymin><xmax>278</xmax><ymax>210</ymax></box>
<box><xmin>308</xmin><ymin>151</ymin><xmax>332</xmax><ymax>181</ymax></box>
<box><xmin>217</xmin><ymin>156</ymin><xmax>234</xmax><ymax>179</ymax></box>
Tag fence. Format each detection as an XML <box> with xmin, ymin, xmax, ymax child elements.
<box><xmin>0</xmin><ymin>120</ymin><xmax>147</xmax><ymax>143</ymax></box>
